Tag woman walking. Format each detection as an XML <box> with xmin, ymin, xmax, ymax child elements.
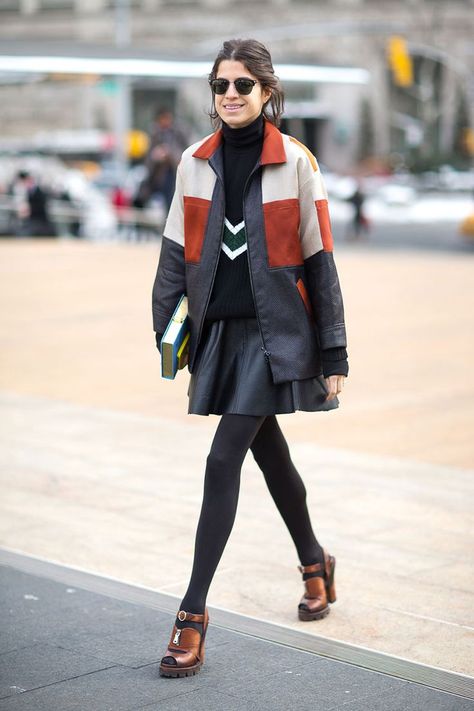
<box><xmin>152</xmin><ymin>38</ymin><xmax>348</xmax><ymax>678</ymax></box>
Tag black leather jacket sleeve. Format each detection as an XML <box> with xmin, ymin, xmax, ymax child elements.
<box><xmin>298</xmin><ymin>164</ymin><xmax>347</xmax><ymax>353</ymax></box>
<box><xmin>151</xmin><ymin>236</ymin><xmax>186</xmax><ymax>335</ymax></box>
<box><xmin>305</xmin><ymin>249</ymin><xmax>347</xmax><ymax>350</ymax></box>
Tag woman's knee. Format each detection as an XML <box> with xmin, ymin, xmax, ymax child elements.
<box><xmin>203</xmin><ymin>448</ymin><xmax>240</xmax><ymax>494</ymax></box>
<box><xmin>206</xmin><ymin>448</ymin><xmax>230</xmax><ymax>473</ymax></box>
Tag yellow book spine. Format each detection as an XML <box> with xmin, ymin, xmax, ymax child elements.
<box><xmin>177</xmin><ymin>331</ymin><xmax>190</xmax><ymax>370</ymax></box>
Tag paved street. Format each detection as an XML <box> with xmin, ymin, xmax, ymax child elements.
<box><xmin>1</xmin><ymin>553</ymin><xmax>472</xmax><ymax>710</ymax></box>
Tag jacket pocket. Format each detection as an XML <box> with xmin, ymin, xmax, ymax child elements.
<box><xmin>263</xmin><ymin>199</ymin><xmax>303</xmax><ymax>268</ymax></box>
<box><xmin>183</xmin><ymin>196</ymin><xmax>211</xmax><ymax>263</ymax></box>
<box><xmin>296</xmin><ymin>277</ymin><xmax>314</xmax><ymax>318</ymax></box>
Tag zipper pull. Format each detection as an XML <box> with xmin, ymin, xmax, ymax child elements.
<box><xmin>261</xmin><ymin>346</ymin><xmax>271</xmax><ymax>359</ymax></box>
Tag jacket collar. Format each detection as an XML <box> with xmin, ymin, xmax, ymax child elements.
<box><xmin>192</xmin><ymin>118</ymin><xmax>286</xmax><ymax>166</ymax></box>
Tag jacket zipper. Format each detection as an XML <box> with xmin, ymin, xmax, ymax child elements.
<box><xmin>243</xmin><ymin>164</ymin><xmax>271</xmax><ymax>362</ymax></box>
<box><xmin>194</xmin><ymin>169</ymin><xmax>225</xmax><ymax>360</ymax></box>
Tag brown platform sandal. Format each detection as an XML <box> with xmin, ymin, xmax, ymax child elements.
<box><xmin>159</xmin><ymin>608</ymin><xmax>209</xmax><ymax>678</ymax></box>
<box><xmin>297</xmin><ymin>549</ymin><xmax>336</xmax><ymax>621</ymax></box>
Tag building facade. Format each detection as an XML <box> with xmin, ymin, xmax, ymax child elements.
<box><xmin>1</xmin><ymin>0</ymin><xmax>473</xmax><ymax>172</ymax></box>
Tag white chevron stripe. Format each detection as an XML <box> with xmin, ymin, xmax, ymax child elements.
<box><xmin>224</xmin><ymin>218</ymin><xmax>245</xmax><ymax>234</ymax></box>
<box><xmin>221</xmin><ymin>241</ymin><xmax>247</xmax><ymax>260</ymax></box>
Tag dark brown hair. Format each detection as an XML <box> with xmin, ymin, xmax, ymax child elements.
<box><xmin>208</xmin><ymin>38</ymin><xmax>285</xmax><ymax>128</ymax></box>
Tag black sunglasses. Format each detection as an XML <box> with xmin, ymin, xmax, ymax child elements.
<box><xmin>209</xmin><ymin>77</ymin><xmax>259</xmax><ymax>95</ymax></box>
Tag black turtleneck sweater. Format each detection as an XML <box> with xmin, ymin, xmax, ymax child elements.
<box><xmin>156</xmin><ymin>113</ymin><xmax>348</xmax><ymax>377</ymax></box>
<box><xmin>204</xmin><ymin>114</ymin><xmax>263</xmax><ymax>322</ymax></box>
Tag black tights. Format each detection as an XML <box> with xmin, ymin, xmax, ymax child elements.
<box><xmin>181</xmin><ymin>412</ymin><xmax>324</xmax><ymax>607</ymax></box>
<box><xmin>163</xmin><ymin>414</ymin><xmax>324</xmax><ymax>660</ymax></box>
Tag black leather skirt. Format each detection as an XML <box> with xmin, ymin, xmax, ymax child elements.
<box><xmin>187</xmin><ymin>317</ymin><xmax>339</xmax><ymax>416</ymax></box>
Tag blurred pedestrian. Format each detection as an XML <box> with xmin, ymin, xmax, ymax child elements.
<box><xmin>148</xmin><ymin>108</ymin><xmax>189</xmax><ymax>169</ymax></box>
<box><xmin>152</xmin><ymin>38</ymin><xmax>349</xmax><ymax>678</ymax></box>
<box><xmin>346</xmin><ymin>181</ymin><xmax>370</xmax><ymax>240</ymax></box>
<box><xmin>145</xmin><ymin>108</ymin><xmax>189</xmax><ymax>210</ymax></box>
<box><xmin>12</xmin><ymin>171</ymin><xmax>56</xmax><ymax>237</ymax></box>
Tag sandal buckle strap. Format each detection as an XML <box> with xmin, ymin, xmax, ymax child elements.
<box><xmin>177</xmin><ymin>609</ymin><xmax>206</xmax><ymax>623</ymax></box>
<box><xmin>298</xmin><ymin>562</ymin><xmax>322</xmax><ymax>574</ymax></box>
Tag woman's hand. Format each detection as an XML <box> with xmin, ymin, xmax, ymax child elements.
<box><xmin>324</xmin><ymin>374</ymin><xmax>345</xmax><ymax>401</ymax></box>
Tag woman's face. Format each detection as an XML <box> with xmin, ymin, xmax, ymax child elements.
<box><xmin>213</xmin><ymin>59</ymin><xmax>271</xmax><ymax>129</ymax></box>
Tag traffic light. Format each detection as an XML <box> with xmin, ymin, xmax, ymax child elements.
<box><xmin>387</xmin><ymin>36</ymin><xmax>413</xmax><ymax>87</ymax></box>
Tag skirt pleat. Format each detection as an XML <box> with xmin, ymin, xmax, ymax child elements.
<box><xmin>187</xmin><ymin>317</ymin><xmax>339</xmax><ymax>416</ymax></box>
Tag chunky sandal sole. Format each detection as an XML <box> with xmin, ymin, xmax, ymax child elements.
<box><xmin>298</xmin><ymin>555</ymin><xmax>336</xmax><ymax>621</ymax></box>
<box><xmin>159</xmin><ymin>661</ymin><xmax>202</xmax><ymax>678</ymax></box>
<box><xmin>298</xmin><ymin>605</ymin><xmax>330</xmax><ymax>621</ymax></box>
<box><xmin>159</xmin><ymin>614</ymin><xmax>209</xmax><ymax>678</ymax></box>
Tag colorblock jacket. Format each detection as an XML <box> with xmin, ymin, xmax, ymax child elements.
<box><xmin>152</xmin><ymin>119</ymin><xmax>347</xmax><ymax>385</ymax></box>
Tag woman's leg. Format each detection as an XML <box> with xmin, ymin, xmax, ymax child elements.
<box><xmin>162</xmin><ymin>413</ymin><xmax>265</xmax><ymax>665</ymax></box>
<box><xmin>250</xmin><ymin>415</ymin><xmax>325</xmax><ymax>573</ymax></box>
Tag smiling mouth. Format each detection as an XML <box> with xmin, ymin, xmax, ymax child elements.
<box><xmin>224</xmin><ymin>104</ymin><xmax>244</xmax><ymax>110</ymax></box>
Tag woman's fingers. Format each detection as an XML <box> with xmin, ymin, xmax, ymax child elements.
<box><xmin>325</xmin><ymin>374</ymin><xmax>345</xmax><ymax>400</ymax></box>
<box><xmin>324</xmin><ymin>375</ymin><xmax>337</xmax><ymax>400</ymax></box>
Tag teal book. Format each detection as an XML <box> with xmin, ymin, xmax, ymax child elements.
<box><xmin>161</xmin><ymin>295</ymin><xmax>190</xmax><ymax>380</ymax></box>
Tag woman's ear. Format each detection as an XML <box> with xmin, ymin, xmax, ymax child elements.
<box><xmin>262</xmin><ymin>87</ymin><xmax>272</xmax><ymax>104</ymax></box>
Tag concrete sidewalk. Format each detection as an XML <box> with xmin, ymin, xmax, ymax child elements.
<box><xmin>1</xmin><ymin>550</ymin><xmax>472</xmax><ymax>711</ymax></box>
<box><xmin>1</xmin><ymin>391</ymin><xmax>473</xmax><ymax>678</ymax></box>
<box><xmin>0</xmin><ymin>240</ymin><xmax>473</xmax><ymax>681</ymax></box>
